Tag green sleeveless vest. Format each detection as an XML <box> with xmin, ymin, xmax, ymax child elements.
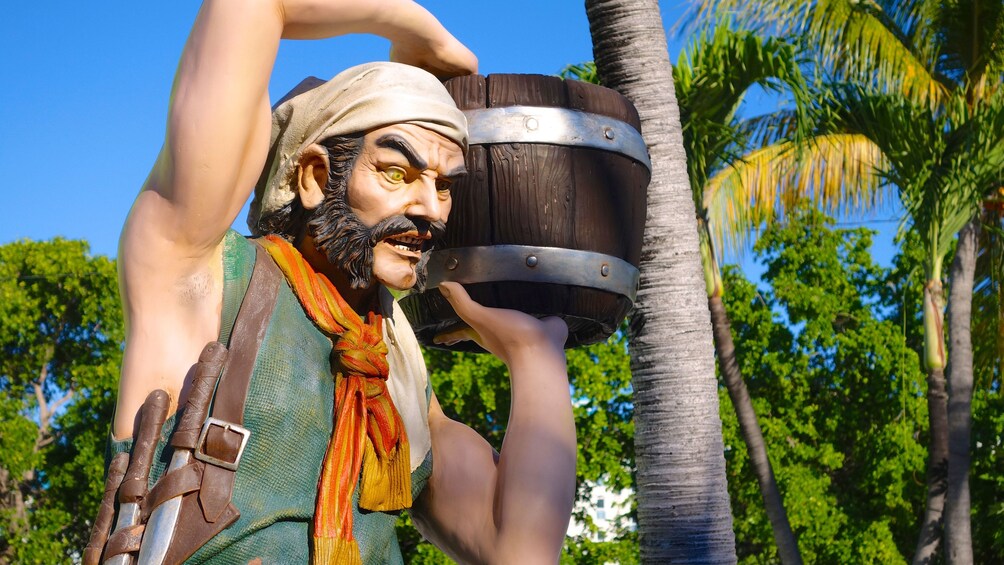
<box><xmin>110</xmin><ymin>231</ymin><xmax>433</xmax><ymax>564</ymax></box>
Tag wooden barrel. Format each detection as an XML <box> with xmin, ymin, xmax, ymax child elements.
<box><xmin>400</xmin><ymin>74</ymin><xmax>650</xmax><ymax>351</ymax></box>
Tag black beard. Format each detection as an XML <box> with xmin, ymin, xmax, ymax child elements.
<box><xmin>306</xmin><ymin>192</ymin><xmax>445</xmax><ymax>292</ymax></box>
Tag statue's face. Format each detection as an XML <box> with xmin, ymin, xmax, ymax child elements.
<box><xmin>345</xmin><ymin>123</ymin><xmax>466</xmax><ymax>291</ymax></box>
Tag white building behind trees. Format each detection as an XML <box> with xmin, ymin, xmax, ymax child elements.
<box><xmin>566</xmin><ymin>481</ymin><xmax>634</xmax><ymax>542</ymax></box>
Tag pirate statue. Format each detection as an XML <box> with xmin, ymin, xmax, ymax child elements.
<box><xmin>85</xmin><ymin>1</ymin><xmax>575</xmax><ymax>564</ymax></box>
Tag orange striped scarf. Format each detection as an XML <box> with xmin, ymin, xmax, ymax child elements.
<box><xmin>259</xmin><ymin>235</ymin><xmax>411</xmax><ymax>565</ymax></box>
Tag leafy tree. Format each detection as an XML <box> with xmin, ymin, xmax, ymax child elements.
<box><xmin>690</xmin><ymin>1</ymin><xmax>1004</xmax><ymax>559</ymax></box>
<box><xmin>721</xmin><ymin>207</ymin><xmax>929</xmax><ymax>563</ymax></box>
<box><xmin>0</xmin><ymin>238</ymin><xmax>122</xmax><ymax>563</ymax></box>
<box><xmin>815</xmin><ymin>84</ymin><xmax>1003</xmax><ymax>565</ymax></box>
<box><xmin>560</xmin><ymin>533</ymin><xmax>639</xmax><ymax>565</ymax></box>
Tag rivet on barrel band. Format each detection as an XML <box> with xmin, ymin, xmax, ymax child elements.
<box><xmin>425</xmin><ymin>246</ymin><xmax>640</xmax><ymax>303</ymax></box>
<box><xmin>464</xmin><ymin>106</ymin><xmax>652</xmax><ymax>170</ymax></box>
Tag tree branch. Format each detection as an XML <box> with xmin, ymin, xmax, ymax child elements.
<box><xmin>31</xmin><ymin>346</ymin><xmax>60</xmax><ymax>454</ymax></box>
<box><xmin>49</xmin><ymin>388</ymin><xmax>74</xmax><ymax>417</ymax></box>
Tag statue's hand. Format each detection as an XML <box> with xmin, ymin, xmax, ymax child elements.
<box><xmin>433</xmin><ymin>282</ymin><xmax>568</xmax><ymax>366</ymax></box>
<box><xmin>387</xmin><ymin>4</ymin><xmax>477</xmax><ymax>79</ymax></box>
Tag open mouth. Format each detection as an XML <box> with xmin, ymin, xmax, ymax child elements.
<box><xmin>384</xmin><ymin>235</ymin><xmax>427</xmax><ymax>255</ymax></box>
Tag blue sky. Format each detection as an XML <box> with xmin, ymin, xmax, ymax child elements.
<box><xmin>0</xmin><ymin>1</ymin><xmax>688</xmax><ymax>258</ymax></box>
<box><xmin>1</xmin><ymin>1</ymin><xmax>896</xmax><ymax>276</ymax></box>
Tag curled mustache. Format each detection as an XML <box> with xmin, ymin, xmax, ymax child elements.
<box><xmin>367</xmin><ymin>216</ymin><xmax>446</xmax><ymax>251</ymax></box>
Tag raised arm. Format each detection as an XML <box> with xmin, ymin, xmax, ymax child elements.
<box><xmin>412</xmin><ymin>282</ymin><xmax>576</xmax><ymax>564</ymax></box>
<box><xmin>114</xmin><ymin>0</ymin><xmax>476</xmax><ymax>439</ymax></box>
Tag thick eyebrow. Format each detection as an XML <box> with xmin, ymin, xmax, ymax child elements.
<box><xmin>375</xmin><ymin>133</ymin><xmax>467</xmax><ymax>181</ymax></box>
<box><xmin>375</xmin><ymin>134</ymin><xmax>428</xmax><ymax>171</ymax></box>
<box><xmin>440</xmin><ymin>165</ymin><xmax>468</xmax><ymax>182</ymax></box>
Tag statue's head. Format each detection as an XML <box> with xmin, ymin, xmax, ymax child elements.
<box><xmin>249</xmin><ymin>62</ymin><xmax>468</xmax><ymax>292</ymax></box>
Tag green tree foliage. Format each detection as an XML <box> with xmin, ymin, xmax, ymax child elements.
<box><xmin>688</xmin><ymin>3</ymin><xmax>1004</xmax><ymax>556</ymax></box>
<box><xmin>970</xmin><ymin>360</ymin><xmax>1004</xmax><ymax>562</ymax></box>
<box><xmin>0</xmin><ymin>238</ymin><xmax>122</xmax><ymax>563</ymax></box>
<box><xmin>720</xmin><ymin>207</ymin><xmax>930</xmax><ymax>563</ymax></box>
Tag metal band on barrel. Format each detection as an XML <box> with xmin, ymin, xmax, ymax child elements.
<box><xmin>464</xmin><ymin>106</ymin><xmax>652</xmax><ymax>170</ymax></box>
<box><xmin>425</xmin><ymin>246</ymin><xmax>640</xmax><ymax>303</ymax></box>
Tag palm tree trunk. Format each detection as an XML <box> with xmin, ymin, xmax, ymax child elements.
<box><xmin>914</xmin><ymin>366</ymin><xmax>949</xmax><ymax>564</ymax></box>
<box><xmin>708</xmin><ymin>294</ymin><xmax>802</xmax><ymax>565</ymax></box>
<box><xmin>914</xmin><ymin>275</ymin><xmax>950</xmax><ymax>565</ymax></box>
<box><xmin>585</xmin><ymin>1</ymin><xmax>736</xmax><ymax>562</ymax></box>
<box><xmin>944</xmin><ymin>218</ymin><xmax>980</xmax><ymax>565</ymax></box>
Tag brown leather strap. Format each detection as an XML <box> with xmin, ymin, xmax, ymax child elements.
<box><xmin>84</xmin><ymin>452</ymin><xmax>129</xmax><ymax>565</ymax></box>
<box><xmin>104</xmin><ymin>524</ymin><xmax>145</xmax><ymax>559</ymax></box>
<box><xmin>162</xmin><ymin>494</ymin><xmax>239</xmax><ymax>565</ymax></box>
<box><xmin>172</xmin><ymin>342</ymin><xmax>229</xmax><ymax>450</ymax></box>
<box><xmin>119</xmin><ymin>390</ymin><xmax>170</xmax><ymax>503</ymax></box>
<box><xmin>199</xmin><ymin>243</ymin><xmax>281</xmax><ymax>523</ymax></box>
<box><xmin>141</xmin><ymin>462</ymin><xmax>205</xmax><ymax>522</ymax></box>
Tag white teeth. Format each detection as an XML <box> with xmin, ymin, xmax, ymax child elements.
<box><xmin>385</xmin><ymin>235</ymin><xmax>425</xmax><ymax>252</ymax></box>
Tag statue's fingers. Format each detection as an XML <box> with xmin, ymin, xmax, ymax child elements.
<box><xmin>438</xmin><ymin>282</ymin><xmax>490</xmax><ymax>329</ymax></box>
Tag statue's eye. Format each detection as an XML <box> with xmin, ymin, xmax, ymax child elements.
<box><xmin>383</xmin><ymin>167</ymin><xmax>407</xmax><ymax>183</ymax></box>
<box><xmin>435</xmin><ymin>179</ymin><xmax>452</xmax><ymax>193</ymax></box>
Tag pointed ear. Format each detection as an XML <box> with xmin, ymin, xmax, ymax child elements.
<box><xmin>296</xmin><ymin>144</ymin><xmax>329</xmax><ymax>211</ymax></box>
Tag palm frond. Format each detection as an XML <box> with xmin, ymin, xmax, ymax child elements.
<box><xmin>829</xmin><ymin>85</ymin><xmax>1003</xmax><ymax>268</ymax></box>
<box><xmin>677</xmin><ymin>25</ymin><xmax>809</xmax><ymax>118</ymax></box>
<box><xmin>703</xmin><ymin>133</ymin><xmax>889</xmax><ymax>257</ymax></box>
<box><xmin>676</xmin><ymin>25</ymin><xmax>811</xmax><ymax>204</ymax></box>
<box><xmin>811</xmin><ymin>0</ymin><xmax>949</xmax><ymax>105</ymax></box>
<box><xmin>875</xmin><ymin>0</ymin><xmax>941</xmax><ymax>57</ymax></box>
<box><xmin>737</xmin><ymin>109</ymin><xmax>803</xmax><ymax>155</ymax></box>
<box><xmin>907</xmin><ymin>91</ymin><xmax>1004</xmax><ymax>259</ymax></box>
<box><xmin>935</xmin><ymin>0</ymin><xmax>1004</xmax><ymax>88</ymax></box>
<box><xmin>973</xmin><ymin>209</ymin><xmax>1004</xmax><ymax>386</ymax></box>
<box><xmin>685</xmin><ymin>0</ymin><xmax>808</xmax><ymax>37</ymax></box>
<box><xmin>689</xmin><ymin>0</ymin><xmax>949</xmax><ymax>106</ymax></box>
<box><xmin>560</xmin><ymin>62</ymin><xmax>599</xmax><ymax>84</ymax></box>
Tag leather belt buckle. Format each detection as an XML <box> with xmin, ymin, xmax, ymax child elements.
<box><xmin>194</xmin><ymin>417</ymin><xmax>251</xmax><ymax>472</ymax></box>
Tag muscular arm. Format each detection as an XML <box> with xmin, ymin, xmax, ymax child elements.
<box><xmin>411</xmin><ymin>283</ymin><xmax>576</xmax><ymax>564</ymax></box>
<box><xmin>115</xmin><ymin>0</ymin><xmax>476</xmax><ymax>439</ymax></box>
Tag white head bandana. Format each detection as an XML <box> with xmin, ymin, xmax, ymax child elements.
<box><xmin>248</xmin><ymin>62</ymin><xmax>468</xmax><ymax>234</ymax></box>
